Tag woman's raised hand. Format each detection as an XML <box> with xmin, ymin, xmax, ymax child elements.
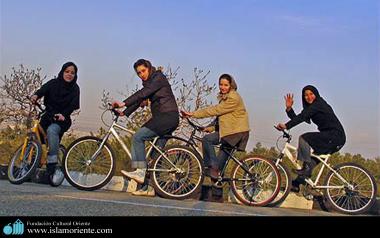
<box><xmin>284</xmin><ymin>93</ymin><xmax>294</xmax><ymax>110</ymax></box>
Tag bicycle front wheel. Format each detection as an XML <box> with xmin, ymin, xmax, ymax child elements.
<box><xmin>324</xmin><ymin>162</ymin><xmax>377</xmax><ymax>215</ymax></box>
<box><xmin>151</xmin><ymin>145</ymin><xmax>204</xmax><ymax>200</ymax></box>
<box><xmin>63</xmin><ymin>136</ymin><xmax>116</xmax><ymax>191</ymax></box>
<box><xmin>267</xmin><ymin>162</ymin><xmax>291</xmax><ymax>207</ymax></box>
<box><xmin>8</xmin><ymin>140</ymin><xmax>42</xmax><ymax>184</ymax></box>
<box><xmin>231</xmin><ymin>157</ymin><xmax>281</xmax><ymax>206</ymax></box>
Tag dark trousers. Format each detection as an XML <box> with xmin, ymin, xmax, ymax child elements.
<box><xmin>297</xmin><ymin>135</ymin><xmax>312</xmax><ymax>163</ymax></box>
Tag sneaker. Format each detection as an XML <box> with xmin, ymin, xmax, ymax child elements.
<box><xmin>291</xmin><ymin>176</ymin><xmax>306</xmax><ymax>193</ymax></box>
<box><xmin>50</xmin><ymin>167</ymin><xmax>65</xmax><ymax>186</ymax></box>
<box><xmin>121</xmin><ymin>169</ymin><xmax>146</xmax><ymax>184</ymax></box>
<box><xmin>132</xmin><ymin>185</ymin><xmax>155</xmax><ymax>197</ymax></box>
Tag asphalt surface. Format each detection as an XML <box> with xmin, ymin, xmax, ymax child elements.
<box><xmin>0</xmin><ymin>180</ymin><xmax>342</xmax><ymax>216</ymax></box>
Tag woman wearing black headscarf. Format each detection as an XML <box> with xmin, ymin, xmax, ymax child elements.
<box><xmin>276</xmin><ymin>85</ymin><xmax>346</xmax><ymax>191</ymax></box>
<box><xmin>31</xmin><ymin>62</ymin><xmax>80</xmax><ymax>176</ymax></box>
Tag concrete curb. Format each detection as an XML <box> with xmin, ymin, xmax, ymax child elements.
<box><xmin>227</xmin><ymin>189</ymin><xmax>313</xmax><ymax>209</ymax></box>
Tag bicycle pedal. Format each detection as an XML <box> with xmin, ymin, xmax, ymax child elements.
<box><xmin>213</xmin><ymin>181</ymin><xmax>223</xmax><ymax>189</ymax></box>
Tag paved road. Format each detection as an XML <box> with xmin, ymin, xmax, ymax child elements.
<box><xmin>0</xmin><ymin>180</ymin><xmax>342</xmax><ymax>216</ymax></box>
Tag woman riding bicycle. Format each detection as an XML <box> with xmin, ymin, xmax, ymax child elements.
<box><xmin>112</xmin><ymin>59</ymin><xmax>179</xmax><ymax>186</ymax></box>
<box><xmin>181</xmin><ymin>74</ymin><xmax>250</xmax><ymax>180</ymax></box>
<box><xmin>276</xmin><ymin>85</ymin><xmax>346</xmax><ymax>191</ymax></box>
<box><xmin>30</xmin><ymin>62</ymin><xmax>80</xmax><ymax>177</ymax></box>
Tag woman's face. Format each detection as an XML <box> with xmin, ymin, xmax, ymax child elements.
<box><xmin>63</xmin><ymin>66</ymin><xmax>76</xmax><ymax>83</ymax></box>
<box><xmin>136</xmin><ymin>65</ymin><xmax>150</xmax><ymax>81</ymax></box>
<box><xmin>304</xmin><ymin>89</ymin><xmax>316</xmax><ymax>104</ymax></box>
<box><xmin>219</xmin><ymin>78</ymin><xmax>231</xmax><ymax>94</ymax></box>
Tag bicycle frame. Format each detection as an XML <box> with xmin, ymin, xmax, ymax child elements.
<box><xmin>206</xmin><ymin>147</ymin><xmax>262</xmax><ymax>183</ymax></box>
<box><xmin>20</xmin><ymin>116</ymin><xmax>48</xmax><ymax>163</ymax></box>
<box><xmin>90</xmin><ymin>119</ymin><xmax>180</xmax><ymax>172</ymax></box>
<box><xmin>276</xmin><ymin>141</ymin><xmax>354</xmax><ymax>190</ymax></box>
<box><xmin>181</xmin><ymin>118</ymin><xmax>257</xmax><ymax>182</ymax></box>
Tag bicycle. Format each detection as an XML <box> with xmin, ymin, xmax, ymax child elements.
<box><xmin>180</xmin><ymin>117</ymin><xmax>281</xmax><ymax>206</ymax></box>
<box><xmin>272</xmin><ymin>127</ymin><xmax>377</xmax><ymax>214</ymax></box>
<box><xmin>62</xmin><ymin>105</ymin><xmax>204</xmax><ymax>200</ymax></box>
<box><xmin>7</xmin><ymin>100</ymin><xmax>66</xmax><ymax>187</ymax></box>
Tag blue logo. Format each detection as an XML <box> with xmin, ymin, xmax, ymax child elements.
<box><xmin>2</xmin><ymin>219</ymin><xmax>24</xmax><ymax>235</ymax></box>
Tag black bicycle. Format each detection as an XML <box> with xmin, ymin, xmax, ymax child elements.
<box><xmin>179</xmin><ymin>118</ymin><xmax>282</xmax><ymax>206</ymax></box>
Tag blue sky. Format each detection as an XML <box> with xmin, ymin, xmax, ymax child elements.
<box><xmin>1</xmin><ymin>0</ymin><xmax>379</xmax><ymax>158</ymax></box>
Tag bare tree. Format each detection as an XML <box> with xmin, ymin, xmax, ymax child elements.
<box><xmin>173</xmin><ymin>67</ymin><xmax>215</xmax><ymax>112</ymax></box>
<box><xmin>0</xmin><ymin>65</ymin><xmax>46</xmax><ymax>125</ymax></box>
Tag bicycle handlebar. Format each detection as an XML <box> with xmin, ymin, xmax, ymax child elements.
<box><xmin>274</xmin><ymin>125</ymin><xmax>291</xmax><ymax>140</ymax></box>
<box><xmin>107</xmin><ymin>103</ymin><xmax>121</xmax><ymax>118</ymax></box>
<box><xmin>181</xmin><ymin>116</ymin><xmax>205</xmax><ymax>132</ymax></box>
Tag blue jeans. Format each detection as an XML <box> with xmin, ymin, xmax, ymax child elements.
<box><xmin>131</xmin><ymin>127</ymin><xmax>167</xmax><ymax>169</ymax></box>
<box><xmin>46</xmin><ymin>123</ymin><xmax>61</xmax><ymax>164</ymax></box>
<box><xmin>202</xmin><ymin>132</ymin><xmax>230</xmax><ymax>171</ymax></box>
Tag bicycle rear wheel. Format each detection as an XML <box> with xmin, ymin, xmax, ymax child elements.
<box><xmin>8</xmin><ymin>140</ymin><xmax>42</xmax><ymax>184</ymax></box>
<box><xmin>151</xmin><ymin>145</ymin><xmax>204</xmax><ymax>200</ymax></box>
<box><xmin>324</xmin><ymin>162</ymin><xmax>377</xmax><ymax>215</ymax></box>
<box><xmin>48</xmin><ymin>145</ymin><xmax>66</xmax><ymax>187</ymax></box>
<box><xmin>63</xmin><ymin>136</ymin><xmax>116</xmax><ymax>191</ymax></box>
<box><xmin>231</xmin><ymin>157</ymin><xmax>281</xmax><ymax>206</ymax></box>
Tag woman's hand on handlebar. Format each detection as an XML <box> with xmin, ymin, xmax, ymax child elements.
<box><xmin>276</xmin><ymin>123</ymin><xmax>287</xmax><ymax>131</ymax></box>
<box><xmin>114</xmin><ymin>109</ymin><xmax>125</xmax><ymax>117</ymax></box>
<box><xmin>111</xmin><ymin>100</ymin><xmax>125</xmax><ymax>109</ymax></box>
<box><xmin>54</xmin><ymin>114</ymin><xmax>65</xmax><ymax>121</ymax></box>
<box><xmin>108</xmin><ymin>102</ymin><xmax>125</xmax><ymax>117</ymax></box>
<box><xmin>202</xmin><ymin>126</ymin><xmax>214</xmax><ymax>133</ymax></box>
<box><xmin>30</xmin><ymin>95</ymin><xmax>39</xmax><ymax>104</ymax></box>
<box><xmin>180</xmin><ymin>110</ymin><xmax>193</xmax><ymax>118</ymax></box>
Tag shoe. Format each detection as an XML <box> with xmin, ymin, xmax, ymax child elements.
<box><xmin>132</xmin><ymin>185</ymin><xmax>155</xmax><ymax>197</ymax></box>
<box><xmin>291</xmin><ymin>176</ymin><xmax>306</xmax><ymax>193</ymax></box>
<box><xmin>49</xmin><ymin>167</ymin><xmax>64</xmax><ymax>186</ymax></box>
<box><xmin>293</xmin><ymin>160</ymin><xmax>316</xmax><ymax>178</ymax></box>
<box><xmin>46</xmin><ymin>163</ymin><xmax>58</xmax><ymax>176</ymax></box>
<box><xmin>121</xmin><ymin>169</ymin><xmax>146</xmax><ymax>184</ymax></box>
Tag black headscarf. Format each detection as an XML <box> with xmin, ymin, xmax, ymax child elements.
<box><xmin>302</xmin><ymin>85</ymin><xmax>321</xmax><ymax>109</ymax></box>
<box><xmin>301</xmin><ymin>85</ymin><xmax>324</xmax><ymax>123</ymax></box>
<box><xmin>57</xmin><ymin>62</ymin><xmax>78</xmax><ymax>88</ymax></box>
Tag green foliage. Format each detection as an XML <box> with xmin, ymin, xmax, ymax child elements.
<box><xmin>0</xmin><ymin>126</ymin><xmax>26</xmax><ymax>164</ymax></box>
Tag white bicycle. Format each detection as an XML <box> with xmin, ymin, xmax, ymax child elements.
<box><xmin>272</xmin><ymin>127</ymin><xmax>377</xmax><ymax>215</ymax></box>
<box><xmin>62</xmin><ymin>106</ymin><xmax>204</xmax><ymax>200</ymax></box>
